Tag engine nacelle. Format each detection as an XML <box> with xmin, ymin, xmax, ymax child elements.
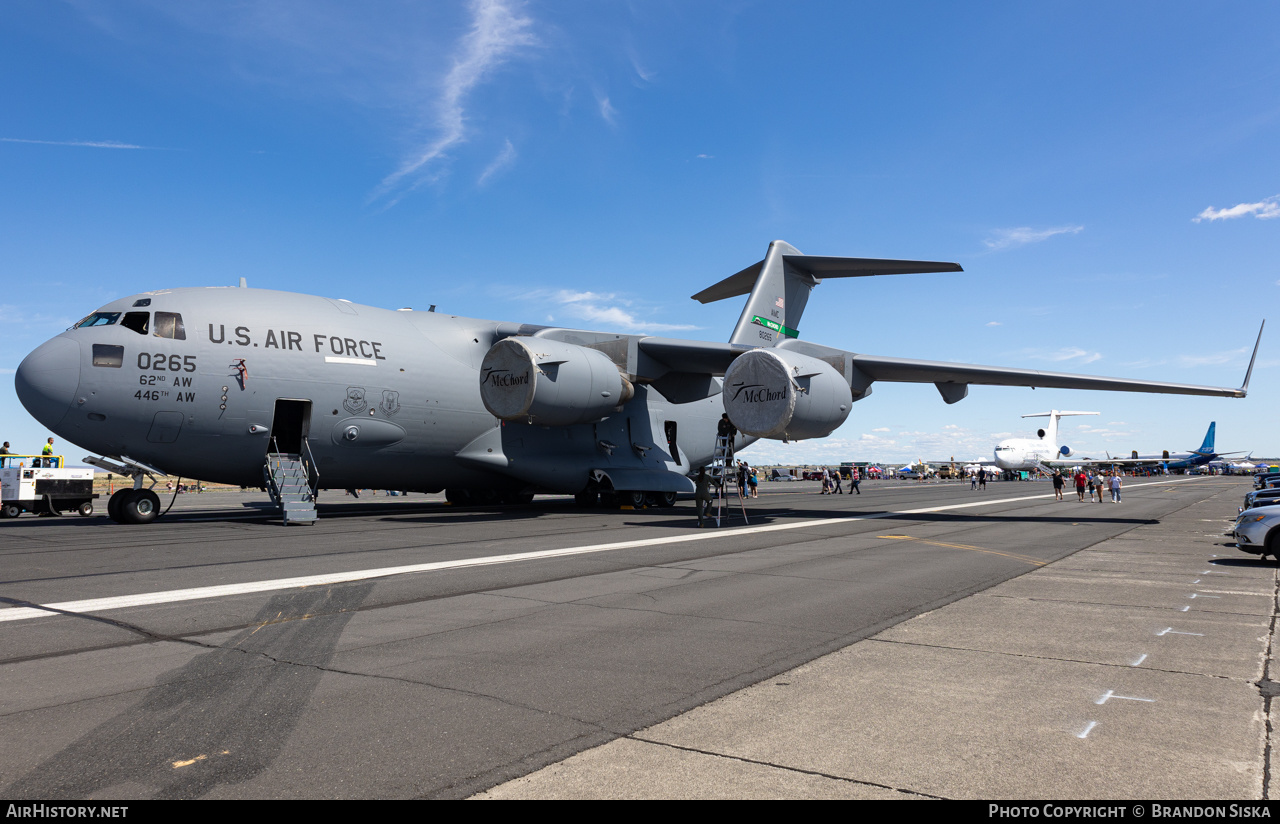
<box><xmin>1059</xmin><ymin>445</ymin><xmax>1073</xmax><ymax>457</ymax></box>
<box><xmin>480</xmin><ymin>337</ymin><xmax>633</xmax><ymax>426</ymax></box>
<box><xmin>722</xmin><ymin>348</ymin><xmax>851</xmax><ymax>440</ymax></box>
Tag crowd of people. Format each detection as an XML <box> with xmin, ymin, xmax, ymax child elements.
<box><xmin>1051</xmin><ymin>469</ymin><xmax>1124</xmax><ymax>503</ymax></box>
<box><xmin>818</xmin><ymin>466</ymin><xmax>861</xmax><ymax>494</ymax></box>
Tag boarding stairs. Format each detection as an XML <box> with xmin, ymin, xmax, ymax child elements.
<box><xmin>263</xmin><ymin>443</ymin><xmax>319</xmax><ymax>525</ymax></box>
<box><xmin>710</xmin><ymin>435</ymin><xmax>749</xmax><ymax>527</ymax></box>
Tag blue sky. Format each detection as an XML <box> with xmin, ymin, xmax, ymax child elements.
<box><xmin>2</xmin><ymin>0</ymin><xmax>1276</xmax><ymax>466</ymax></box>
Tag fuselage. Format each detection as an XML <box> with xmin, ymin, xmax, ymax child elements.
<box><xmin>993</xmin><ymin>438</ymin><xmax>1060</xmax><ymax>471</ymax></box>
<box><xmin>1124</xmin><ymin>451</ymin><xmax>1213</xmax><ymax>470</ymax></box>
<box><xmin>15</xmin><ymin>287</ymin><xmax>736</xmax><ymax>494</ymax></box>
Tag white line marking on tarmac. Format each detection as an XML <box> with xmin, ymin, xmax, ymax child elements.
<box><xmin>1157</xmin><ymin>627</ymin><xmax>1204</xmax><ymax>637</ymax></box>
<box><xmin>1188</xmin><ymin>593</ymin><xmax>1220</xmax><ymax>599</ymax></box>
<box><xmin>0</xmin><ymin>477</ymin><xmax>1206</xmax><ymax>624</ymax></box>
<box><xmin>1096</xmin><ymin>690</ymin><xmax>1154</xmax><ymax>705</ymax></box>
<box><xmin>1130</xmin><ymin>654</ymin><xmax>1148</xmax><ymax>666</ymax></box>
<box><xmin>1077</xmin><ymin>721</ymin><xmax>1098</xmax><ymax>739</ymax></box>
<box><xmin>1179</xmin><ymin>606</ymin><xmax>1190</xmax><ymax>612</ymax></box>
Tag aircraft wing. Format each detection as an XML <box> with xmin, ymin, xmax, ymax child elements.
<box><xmin>633</xmin><ymin>335</ymin><xmax>1256</xmax><ymax>401</ymax></box>
<box><xmin>843</xmin><ymin>354</ymin><xmax>1248</xmax><ymax>397</ymax></box>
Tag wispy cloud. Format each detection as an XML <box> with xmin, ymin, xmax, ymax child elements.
<box><xmin>375</xmin><ymin>0</ymin><xmax>535</xmax><ymax>200</ymax></box>
<box><xmin>477</xmin><ymin>138</ymin><xmax>517</xmax><ymax>186</ymax></box>
<box><xmin>549</xmin><ymin>289</ymin><xmax>695</xmax><ymax>332</ymax></box>
<box><xmin>1022</xmin><ymin>346</ymin><xmax>1102</xmax><ymax>365</ymax></box>
<box><xmin>1</xmin><ymin>138</ymin><xmax>150</xmax><ymax>149</ymax></box>
<box><xmin>1193</xmin><ymin>195</ymin><xmax>1280</xmax><ymax>222</ymax></box>
<box><xmin>597</xmin><ymin>94</ymin><xmax>618</xmax><ymax>126</ymax></box>
<box><xmin>985</xmin><ymin>321</ymin><xmax>1000</xmax><ymax>326</ymax></box>
<box><xmin>626</xmin><ymin>45</ymin><xmax>654</xmax><ymax>84</ymax></box>
<box><xmin>501</xmin><ymin>287</ymin><xmax>699</xmax><ymax>334</ymax></box>
<box><xmin>1177</xmin><ymin>345</ymin><xmax>1252</xmax><ymax>368</ymax></box>
<box><xmin>984</xmin><ymin>225</ymin><xmax>1083</xmax><ymax>251</ymax></box>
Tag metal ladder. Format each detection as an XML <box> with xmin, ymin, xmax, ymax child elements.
<box><xmin>709</xmin><ymin>435</ymin><xmax>749</xmax><ymax>527</ymax></box>
<box><xmin>263</xmin><ymin>450</ymin><xmax>318</xmax><ymax>525</ymax></box>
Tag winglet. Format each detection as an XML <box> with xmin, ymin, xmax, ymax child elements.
<box><xmin>1239</xmin><ymin>319</ymin><xmax>1265</xmax><ymax>396</ymax></box>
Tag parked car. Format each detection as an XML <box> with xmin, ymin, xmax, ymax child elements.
<box><xmin>1241</xmin><ymin>488</ymin><xmax>1280</xmax><ymax>512</ymax></box>
<box><xmin>1233</xmin><ymin>504</ymin><xmax>1280</xmax><ymax>560</ymax></box>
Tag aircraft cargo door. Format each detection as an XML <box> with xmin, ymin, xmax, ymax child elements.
<box><xmin>269</xmin><ymin>399</ymin><xmax>312</xmax><ymax>454</ymax></box>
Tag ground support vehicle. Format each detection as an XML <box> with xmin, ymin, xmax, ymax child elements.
<box><xmin>0</xmin><ymin>455</ymin><xmax>97</xmax><ymax>518</ymax></box>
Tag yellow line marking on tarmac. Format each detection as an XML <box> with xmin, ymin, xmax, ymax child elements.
<box><xmin>877</xmin><ymin>535</ymin><xmax>1046</xmax><ymax>567</ymax></box>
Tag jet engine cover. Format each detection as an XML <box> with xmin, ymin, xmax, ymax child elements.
<box><xmin>480</xmin><ymin>337</ymin><xmax>631</xmax><ymax>426</ymax></box>
<box><xmin>1059</xmin><ymin>445</ymin><xmax>1073</xmax><ymax>457</ymax></box>
<box><xmin>723</xmin><ymin>348</ymin><xmax>850</xmax><ymax>440</ymax></box>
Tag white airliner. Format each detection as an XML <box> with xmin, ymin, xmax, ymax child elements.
<box><xmin>992</xmin><ymin>410</ymin><xmax>1099</xmax><ymax>472</ymax></box>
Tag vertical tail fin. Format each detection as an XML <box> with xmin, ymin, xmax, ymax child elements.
<box><xmin>1198</xmin><ymin>422</ymin><xmax>1216</xmax><ymax>454</ymax></box>
<box><xmin>690</xmin><ymin>241</ymin><xmax>962</xmax><ymax>347</ymax></box>
<box><xmin>1021</xmin><ymin>410</ymin><xmax>1099</xmax><ymax>453</ymax></box>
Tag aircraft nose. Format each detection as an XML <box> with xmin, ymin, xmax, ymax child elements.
<box><xmin>15</xmin><ymin>336</ymin><xmax>81</xmax><ymax>430</ymax></box>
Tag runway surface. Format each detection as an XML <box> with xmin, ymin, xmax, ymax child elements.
<box><xmin>0</xmin><ymin>476</ymin><xmax>1263</xmax><ymax>798</ymax></box>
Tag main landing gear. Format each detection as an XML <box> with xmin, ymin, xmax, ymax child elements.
<box><xmin>106</xmin><ymin>488</ymin><xmax>162</xmax><ymax>524</ymax></box>
<box><xmin>572</xmin><ymin>488</ymin><xmax>677</xmax><ymax>509</ymax></box>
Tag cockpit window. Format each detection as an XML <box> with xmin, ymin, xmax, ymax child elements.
<box><xmin>153</xmin><ymin>312</ymin><xmax>186</xmax><ymax>340</ymax></box>
<box><xmin>121</xmin><ymin>312</ymin><xmax>150</xmax><ymax>335</ymax></box>
<box><xmin>75</xmin><ymin>312</ymin><xmax>121</xmax><ymax>328</ymax></box>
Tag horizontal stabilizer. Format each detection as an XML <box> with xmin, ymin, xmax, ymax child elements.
<box><xmin>692</xmin><ymin>255</ymin><xmax>962</xmax><ymax>304</ymax></box>
<box><xmin>695</xmin><ymin>241</ymin><xmax>965</xmax><ymax>348</ymax></box>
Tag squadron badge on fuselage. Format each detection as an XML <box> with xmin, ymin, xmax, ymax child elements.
<box><xmin>343</xmin><ymin>386</ymin><xmax>368</xmax><ymax>415</ymax></box>
<box><xmin>379</xmin><ymin>390</ymin><xmax>401</xmax><ymax>417</ymax></box>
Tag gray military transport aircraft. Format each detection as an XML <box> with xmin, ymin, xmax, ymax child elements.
<box><xmin>13</xmin><ymin>240</ymin><xmax>1262</xmax><ymax>525</ymax></box>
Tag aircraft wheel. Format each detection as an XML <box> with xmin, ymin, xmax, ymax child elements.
<box><xmin>107</xmin><ymin>489</ymin><xmax>133</xmax><ymax>523</ymax></box>
<box><xmin>445</xmin><ymin>488</ymin><xmax>471</xmax><ymax>506</ymax></box>
<box><xmin>598</xmin><ymin>491</ymin><xmax>618</xmax><ymax>509</ymax></box>
<box><xmin>652</xmin><ymin>491</ymin><xmax>677</xmax><ymax>508</ymax></box>
<box><xmin>621</xmin><ymin>490</ymin><xmax>646</xmax><ymax>509</ymax></box>
<box><xmin>1</xmin><ymin>503</ymin><xmax>20</xmax><ymax>519</ymax></box>
<box><xmin>503</xmin><ymin>492</ymin><xmax>534</xmax><ymax>505</ymax></box>
<box><xmin>78</xmin><ymin>501</ymin><xmax>94</xmax><ymax>517</ymax></box>
<box><xmin>574</xmin><ymin>490</ymin><xmax>598</xmax><ymax>508</ymax></box>
<box><xmin>123</xmin><ymin>489</ymin><xmax>161</xmax><ymax>524</ymax></box>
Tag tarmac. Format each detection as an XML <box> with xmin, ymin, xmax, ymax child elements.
<box><xmin>478</xmin><ymin>480</ymin><xmax>1278</xmax><ymax>799</ymax></box>
<box><xmin>0</xmin><ymin>476</ymin><xmax>1271</xmax><ymax>799</ymax></box>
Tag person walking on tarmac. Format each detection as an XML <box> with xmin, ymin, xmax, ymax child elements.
<box><xmin>40</xmin><ymin>437</ymin><xmax>54</xmax><ymax>468</ymax></box>
<box><xmin>831</xmin><ymin>468</ymin><xmax>844</xmax><ymax>494</ymax></box>
<box><xmin>851</xmin><ymin>467</ymin><xmax>861</xmax><ymax>495</ymax></box>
